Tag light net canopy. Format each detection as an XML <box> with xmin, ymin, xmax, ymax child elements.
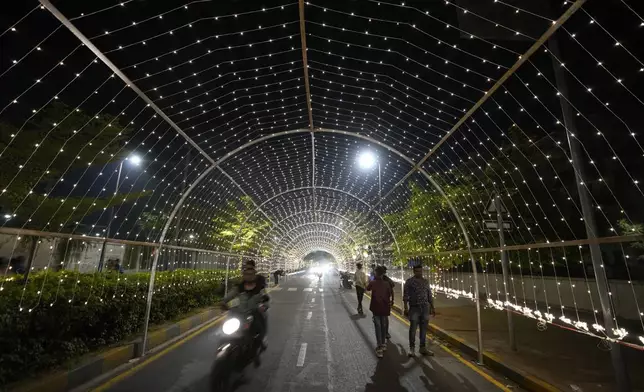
<box><xmin>2</xmin><ymin>0</ymin><xmax>644</xmax><ymax>346</ymax></box>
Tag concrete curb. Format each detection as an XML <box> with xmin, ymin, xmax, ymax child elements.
<box><xmin>15</xmin><ymin>308</ymin><xmax>221</xmax><ymax>392</ymax></box>
<box><xmin>388</xmin><ymin>303</ymin><xmax>560</xmax><ymax>392</ymax></box>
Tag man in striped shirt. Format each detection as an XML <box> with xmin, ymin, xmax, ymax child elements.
<box><xmin>403</xmin><ymin>264</ymin><xmax>435</xmax><ymax>357</ymax></box>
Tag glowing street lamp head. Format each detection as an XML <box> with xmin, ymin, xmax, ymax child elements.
<box><xmin>128</xmin><ymin>154</ymin><xmax>142</xmax><ymax>166</ymax></box>
<box><xmin>357</xmin><ymin>151</ymin><xmax>377</xmax><ymax>169</ymax></box>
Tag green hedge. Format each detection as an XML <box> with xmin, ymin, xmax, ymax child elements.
<box><xmin>0</xmin><ymin>269</ymin><xmax>239</xmax><ymax>386</ymax></box>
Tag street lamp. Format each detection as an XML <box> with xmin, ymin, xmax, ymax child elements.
<box><xmin>98</xmin><ymin>154</ymin><xmax>142</xmax><ymax>272</ymax></box>
<box><xmin>356</xmin><ymin>151</ymin><xmax>382</xmax><ymax>266</ymax></box>
<box><xmin>128</xmin><ymin>154</ymin><xmax>142</xmax><ymax>166</ymax></box>
<box><xmin>357</xmin><ymin>150</ymin><xmax>377</xmax><ymax>170</ymax></box>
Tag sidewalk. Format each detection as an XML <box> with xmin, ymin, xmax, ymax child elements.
<box><xmin>391</xmin><ymin>293</ymin><xmax>644</xmax><ymax>391</ymax></box>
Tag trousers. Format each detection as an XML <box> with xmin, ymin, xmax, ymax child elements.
<box><xmin>408</xmin><ymin>304</ymin><xmax>430</xmax><ymax>348</ymax></box>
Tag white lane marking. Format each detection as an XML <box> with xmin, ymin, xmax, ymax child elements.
<box><xmin>321</xmin><ymin>288</ymin><xmax>335</xmax><ymax>391</ymax></box>
<box><xmin>288</xmin><ymin>287</ymin><xmax>297</xmax><ymax>291</ymax></box>
<box><xmin>296</xmin><ymin>343</ymin><xmax>308</xmax><ymax>367</ymax></box>
<box><xmin>318</xmin><ymin>288</ymin><xmax>324</xmax><ymax>292</ymax></box>
<box><xmin>303</xmin><ymin>288</ymin><xmax>313</xmax><ymax>292</ymax></box>
<box><xmin>271</xmin><ymin>287</ymin><xmax>283</xmax><ymax>291</ymax></box>
<box><xmin>306</xmin><ymin>311</ymin><xmax>312</xmax><ymax>320</ymax></box>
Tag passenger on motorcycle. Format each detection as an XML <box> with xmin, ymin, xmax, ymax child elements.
<box><xmin>220</xmin><ymin>261</ymin><xmax>269</xmax><ymax>350</ymax></box>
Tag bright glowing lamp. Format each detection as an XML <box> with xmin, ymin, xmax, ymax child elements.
<box><xmin>357</xmin><ymin>151</ymin><xmax>376</xmax><ymax>169</ymax></box>
<box><xmin>129</xmin><ymin>154</ymin><xmax>142</xmax><ymax>166</ymax></box>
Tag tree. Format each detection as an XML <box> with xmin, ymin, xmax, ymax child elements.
<box><xmin>0</xmin><ymin>102</ymin><xmax>146</xmax><ymax>231</ymax></box>
<box><xmin>385</xmin><ymin>180</ymin><xmax>485</xmax><ymax>268</ymax></box>
<box><xmin>209</xmin><ymin>196</ymin><xmax>270</xmax><ymax>253</ymax></box>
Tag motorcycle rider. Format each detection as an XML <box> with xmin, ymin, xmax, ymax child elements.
<box><xmin>220</xmin><ymin>260</ymin><xmax>269</xmax><ymax>352</ymax></box>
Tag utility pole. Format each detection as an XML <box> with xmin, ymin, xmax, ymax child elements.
<box><xmin>495</xmin><ymin>196</ymin><xmax>516</xmax><ymax>351</ymax></box>
<box><xmin>548</xmin><ymin>36</ymin><xmax>630</xmax><ymax>391</ymax></box>
<box><xmin>98</xmin><ymin>161</ymin><xmax>123</xmax><ymax>272</ymax></box>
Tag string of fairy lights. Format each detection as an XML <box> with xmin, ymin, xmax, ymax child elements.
<box><xmin>304</xmin><ymin>0</ymin><xmax>644</xmax><ymax>346</ymax></box>
<box><xmin>0</xmin><ymin>0</ymin><xmax>642</xmax><ymax>351</ymax></box>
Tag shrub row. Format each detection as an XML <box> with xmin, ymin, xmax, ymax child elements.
<box><xmin>0</xmin><ymin>269</ymin><xmax>239</xmax><ymax>386</ymax></box>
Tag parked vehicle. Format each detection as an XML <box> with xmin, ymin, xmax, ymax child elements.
<box><xmin>340</xmin><ymin>271</ymin><xmax>353</xmax><ymax>289</ymax></box>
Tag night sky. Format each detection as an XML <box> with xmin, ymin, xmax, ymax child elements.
<box><xmin>1</xmin><ymin>0</ymin><xmax>644</xmax><ymax>261</ymax></box>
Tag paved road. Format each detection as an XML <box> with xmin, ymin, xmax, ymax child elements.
<box><xmin>103</xmin><ymin>273</ymin><xmax>509</xmax><ymax>392</ymax></box>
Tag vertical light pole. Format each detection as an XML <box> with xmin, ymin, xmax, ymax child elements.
<box><xmin>98</xmin><ymin>154</ymin><xmax>142</xmax><ymax>272</ymax></box>
<box><xmin>548</xmin><ymin>36</ymin><xmax>629</xmax><ymax>390</ymax></box>
<box><xmin>357</xmin><ymin>151</ymin><xmax>401</xmax><ymax>297</ymax></box>
<box><xmin>495</xmin><ymin>195</ymin><xmax>516</xmax><ymax>351</ymax></box>
<box><xmin>357</xmin><ymin>151</ymin><xmax>381</xmax><ymax>263</ymax></box>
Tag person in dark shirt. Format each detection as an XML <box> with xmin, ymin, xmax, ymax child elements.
<box><xmin>381</xmin><ymin>266</ymin><xmax>395</xmax><ymax>340</ymax></box>
<box><xmin>403</xmin><ymin>264</ymin><xmax>435</xmax><ymax>357</ymax></box>
<box><xmin>222</xmin><ymin>260</ymin><xmax>269</xmax><ymax>350</ymax></box>
<box><xmin>366</xmin><ymin>266</ymin><xmax>393</xmax><ymax>358</ymax></box>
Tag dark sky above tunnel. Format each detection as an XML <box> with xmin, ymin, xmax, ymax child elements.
<box><xmin>1</xmin><ymin>0</ymin><xmax>644</xmax><ymax>247</ymax></box>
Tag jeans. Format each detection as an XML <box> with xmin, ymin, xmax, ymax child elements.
<box><xmin>373</xmin><ymin>316</ymin><xmax>389</xmax><ymax>346</ymax></box>
<box><xmin>408</xmin><ymin>304</ymin><xmax>430</xmax><ymax>348</ymax></box>
<box><xmin>356</xmin><ymin>286</ymin><xmax>365</xmax><ymax>310</ymax></box>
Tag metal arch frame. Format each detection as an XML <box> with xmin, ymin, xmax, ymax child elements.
<box><xmin>228</xmin><ymin>185</ymin><xmax>400</xmax><ymax>263</ymax></box>
<box><xmin>254</xmin><ymin>193</ymin><xmax>373</xmax><ymax>240</ymax></box>
<box><xmin>266</xmin><ymin>221</ymin><xmax>358</xmax><ymax>265</ymax></box>
<box><xmin>138</xmin><ymin>127</ymin><xmax>482</xmax><ymax>359</ymax></box>
<box><xmin>289</xmin><ymin>244</ymin><xmax>349</xmax><ymax>265</ymax></box>
<box><xmin>255</xmin><ymin>210</ymin><xmax>362</xmax><ymax>256</ymax></box>
<box><xmin>276</xmin><ymin>229</ymin><xmax>344</xmax><ymax>251</ymax></box>
<box><xmin>287</xmin><ymin>237</ymin><xmax>353</xmax><ymax>261</ymax></box>
<box><xmin>277</xmin><ymin>231</ymin><xmax>352</xmax><ymax>266</ymax></box>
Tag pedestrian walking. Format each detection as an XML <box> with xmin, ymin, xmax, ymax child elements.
<box><xmin>381</xmin><ymin>265</ymin><xmax>395</xmax><ymax>340</ymax></box>
<box><xmin>403</xmin><ymin>263</ymin><xmax>435</xmax><ymax>357</ymax></box>
<box><xmin>366</xmin><ymin>265</ymin><xmax>393</xmax><ymax>358</ymax></box>
<box><xmin>354</xmin><ymin>263</ymin><xmax>368</xmax><ymax>314</ymax></box>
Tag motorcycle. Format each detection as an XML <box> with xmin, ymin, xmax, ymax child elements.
<box><xmin>340</xmin><ymin>271</ymin><xmax>353</xmax><ymax>289</ymax></box>
<box><xmin>210</xmin><ymin>294</ymin><xmax>268</xmax><ymax>391</ymax></box>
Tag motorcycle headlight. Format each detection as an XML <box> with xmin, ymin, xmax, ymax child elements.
<box><xmin>222</xmin><ymin>318</ymin><xmax>241</xmax><ymax>335</ymax></box>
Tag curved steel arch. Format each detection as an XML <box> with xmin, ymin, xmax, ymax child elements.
<box><xmin>230</xmin><ymin>185</ymin><xmax>401</xmax><ymax>255</ymax></box>
<box><xmin>286</xmin><ymin>236</ymin><xmax>353</xmax><ymax>259</ymax></box>
<box><xmin>276</xmin><ymin>231</ymin><xmax>352</xmax><ymax>266</ymax></box>
<box><xmin>267</xmin><ymin>221</ymin><xmax>358</xmax><ymax>264</ymax></box>
<box><xmin>256</xmin><ymin>209</ymin><xmax>374</xmax><ymax>256</ymax></box>
<box><xmin>150</xmin><ymin>128</ymin><xmax>481</xmax><ymax>357</ymax></box>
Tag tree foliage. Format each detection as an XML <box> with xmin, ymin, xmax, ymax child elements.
<box><xmin>209</xmin><ymin>196</ymin><xmax>270</xmax><ymax>254</ymax></box>
<box><xmin>0</xmin><ymin>102</ymin><xmax>145</xmax><ymax>230</ymax></box>
<box><xmin>0</xmin><ymin>269</ymin><xmax>240</xmax><ymax>386</ymax></box>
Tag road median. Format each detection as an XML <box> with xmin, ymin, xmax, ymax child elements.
<box><xmin>13</xmin><ymin>308</ymin><xmax>222</xmax><ymax>392</ymax></box>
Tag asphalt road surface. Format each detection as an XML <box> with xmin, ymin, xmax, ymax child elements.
<box><xmin>102</xmin><ymin>273</ymin><xmax>510</xmax><ymax>392</ymax></box>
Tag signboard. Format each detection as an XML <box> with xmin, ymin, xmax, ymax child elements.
<box><xmin>484</xmin><ymin>220</ymin><xmax>513</xmax><ymax>231</ymax></box>
<box><xmin>485</xmin><ymin>193</ymin><xmax>512</xmax><ymax>231</ymax></box>
<box><xmin>486</xmin><ymin>196</ymin><xmax>507</xmax><ymax>214</ymax></box>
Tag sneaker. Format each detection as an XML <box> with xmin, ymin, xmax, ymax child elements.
<box><xmin>419</xmin><ymin>347</ymin><xmax>434</xmax><ymax>356</ymax></box>
<box><xmin>407</xmin><ymin>347</ymin><xmax>416</xmax><ymax>357</ymax></box>
<box><xmin>376</xmin><ymin>347</ymin><xmax>384</xmax><ymax>358</ymax></box>
<box><xmin>380</xmin><ymin>344</ymin><xmax>387</xmax><ymax>351</ymax></box>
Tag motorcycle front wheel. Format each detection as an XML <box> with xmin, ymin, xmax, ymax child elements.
<box><xmin>210</xmin><ymin>355</ymin><xmax>233</xmax><ymax>392</ymax></box>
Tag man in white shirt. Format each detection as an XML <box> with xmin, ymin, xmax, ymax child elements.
<box><xmin>354</xmin><ymin>263</ymin><xmax>368</xmax><ymax>314</ymax></box>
